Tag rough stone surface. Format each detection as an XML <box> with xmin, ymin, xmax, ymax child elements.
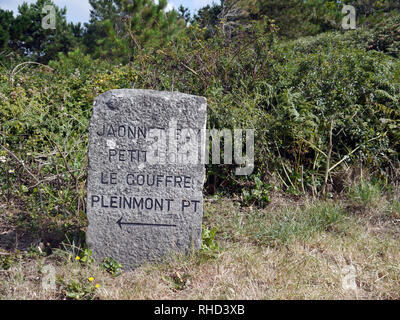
<box><xmin>86</xmin><ymin>89</ymin><xmax>207</xmax><ymax>269</ymax></box>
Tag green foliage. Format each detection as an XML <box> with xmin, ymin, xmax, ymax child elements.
<box><xmin>202</xmin><ymin>226</ymin><xmax>219</xmax><ymax>250</ymax></box>
<box><xmin>201</xmin><ymin>226</ymin><xmax>221</xmax><ymax>259</ymax></box>
<box><xmin>79</xmin><ymin>249</ymin><xmax>94</xmax><ymax>265</ymax></box>
<box><xmin>367</xmin><ymin>13</ymin><xmax>400</xmax><ymax>57</ymax></box>
<box><xmin>177</xmin><ymin>5</ymin><xmax>191</xmax><ymax>24</ymax></box>
<box><xmin>62</xmin><ymin>278</ymin><xmax>97</xmax><ymax>300</ymax></box>
<box><xmin>60</xmin><ymin>231</ymin><xmax>94</xmax><ymax>264</ymax></box>
<box><xmin>0</xmin><ymin>254</ymin><xmax>15</xmax><ymax>271</ymax></box>
<box><xmin>1</xmin><ymin>2</ymin><xmax>400</xmax><ymax>293</ymax></box>
<box><xmin>192</xmin><ymin>2</ymin><xmax>221</xmax><ymax>36</ymax></box>
<box><xmin>0</xmin><ymin>9</ymin><xmax>14</xmax><ymax>51</ymax></box>
<box><xmin>162</xmin><ymin>271</ymin><xmax>191</xmax><ymax>291</ymax></box>
<box><xmin>1</xmin><ymin>2</ymin><xmax>400</xmax><ymax>236</ymax></box>
<box><xmin>142</xmin><ymin>20</ymin><xmax>400</xmax><ymax>193</ymax></box>
<box><xmin>259</xmin><ymin>0</ymin><xmax>335</xmax><ymax>38</ymax></box>
<box><xmin>349</xmin><ymin>180</ymin><xmax>384</xmax><ymax>208</ymax></box>
<box><xmin>242</xmin><ymin>177</ymin><xmax>271</xmax><ymax>208</ymax></box>
<box><xmin>385</xmin><ymin>198</ymin><xmax>400</xmax><ymax>219</ymax></box>
<box><xmin>216</xmin><ymin>0</ymin><xmax>400</xmax><ymax>40</ymax></box>
<box><xmin>9</xmin><ymin>0</ymin><xmax>78</xmax><ymax>62</ymax></box>
<box><xmin>88</xmin><ymin>0</ymin><xmax>186</xmax><ymax>61</ymax></box>
<box><xmin>101</xmin><ymin>257</ymin><xmax>123</xmax><ymax>276</ymax></box>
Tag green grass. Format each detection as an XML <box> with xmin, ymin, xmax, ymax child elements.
<box><xmin>348</xmin><ymin>181</ymin><xmax>384</xmax><ymax>209</ymax></box>
<box><xmin>1</xmin><ymin>193</ymin><xmax>400</xmax><ymax>299</ymax></box>
<box><xmin>253</xmin><ymin>202</ymin><xmax>344</xmax><ymax>245</ymax></box>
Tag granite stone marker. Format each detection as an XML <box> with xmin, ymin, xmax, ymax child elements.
<box><xmin>86</xmin><ymin>89</ymin><xmax>207</xmax><ymax>268</ymax></box>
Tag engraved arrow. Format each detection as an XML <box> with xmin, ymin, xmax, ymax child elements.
<box><xmin>116</xmin><ymin>217</ymin><xmax>177</xmax><ymax>229</ymax></box>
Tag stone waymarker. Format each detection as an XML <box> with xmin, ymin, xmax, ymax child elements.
<box><xmin>86</xmin><ymin>89</ymin><xmax>207</xmax><ymax>268</ymax></box>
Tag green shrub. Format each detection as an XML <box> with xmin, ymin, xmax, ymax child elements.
<box><xmin>367</xmin><ymin>14</ymin><xmax>400</xmax><ymax>58</ymax></box>
<box><xmin>1</xmin><ymin>15</ymin><xmax>400</xmax><ymax>232</ymax></box>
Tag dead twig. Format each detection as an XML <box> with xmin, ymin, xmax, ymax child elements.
<box><xmin>51</xmin><ymin>141</ymin><xmax>78</xmax><ymax>187</ymax></box>
<box><xmin>10</xmin><ymin>61</ymin><xmax>53</xmax><ymax>86</ymax></box>
<box><xmin>0</xmin><ymin>143</ymin><xmax>40</xmax><ymax>184</ymax></box>
<box><xmin>323</xmin><ymin>119</ymin><xmax>334</xmax><ymax>198</ymax></box>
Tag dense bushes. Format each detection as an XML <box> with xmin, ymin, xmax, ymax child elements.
<box><xmin>129</xmin><ymin>24</ymin><xmax>400</xmax><ymax>193</ymax></box>
<box><xmin>1</xmin><ymin>15</ymin><xmax>400</xmax><ymax>231</ymax></box>
<box><xmin>367</xmin><ymin>13</ymin><xmax>400</xmax><ymax>57</ymax></box>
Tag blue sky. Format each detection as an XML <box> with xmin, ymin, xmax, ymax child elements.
<box><xmin>0</xmin><ymin>0</ymin><xmax>217</xmax><ymax>24</ymax></box>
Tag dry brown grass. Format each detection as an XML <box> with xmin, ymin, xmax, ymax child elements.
<box><xmin>1</xmin><ymin>189</ymin><xmax>400</xmax><ymax>300</ymax></box>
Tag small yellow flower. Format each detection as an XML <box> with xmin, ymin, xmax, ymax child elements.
<box><xmin>8</xmin><ymin>169</ymin><xmax>14</xmax><ymax>174</ymax></box>
<box><xmin>88</xmin><ymin>277</ymin><xmax>94</xmax><ymax>282</ymax></box>
<box><xmin>75</xmin><ymin>256</ymin><xmax>80</xmax><ymax>260</ymax></box>
<box><xmin>95</xmin><ymin>284</ymin><xmax>100</xmax><ymax>288</ymax></box>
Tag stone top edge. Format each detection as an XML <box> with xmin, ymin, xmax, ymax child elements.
<box><xmin>94</xmin><ymin>89</ymin><xmax>207</xmax><ymax>104</ymax></box>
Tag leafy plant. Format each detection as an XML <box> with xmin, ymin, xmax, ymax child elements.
<box><xmin>79</xmin><ymin>249</ymin><xmax>94</xmax><ymax>265</ymax></box>
<box><xmin>0</xmin><ymin>254</ymin><xmax>15</xmax><ymax>270</ymax></box>
<box><xmin>162</xmin><ymin>271</ymin><xmax>191</xmax><ymax>291</ymax></box>
<box><xmin>62</xmin><ymin>278</ymin><xmax>97</xmax><ymax>300</ymax></box>
<box><xmin>61</xmin><ymin>232</ymin><xmax>93</xmax><ymax>264</ymax></box>
<box><xmin>101</xmin><ymin>257</ymin><xmax>122</xmax><ymax>276</ymax></box>
<box><xmin>200</xmin><ymin>226</ymin><xmax>221</xmax><ymax>260</ymax></box>
<box><xmin>242</xmin><ymin>177</ymin><xmax>271</xmax><ymax>208</ymax></box>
